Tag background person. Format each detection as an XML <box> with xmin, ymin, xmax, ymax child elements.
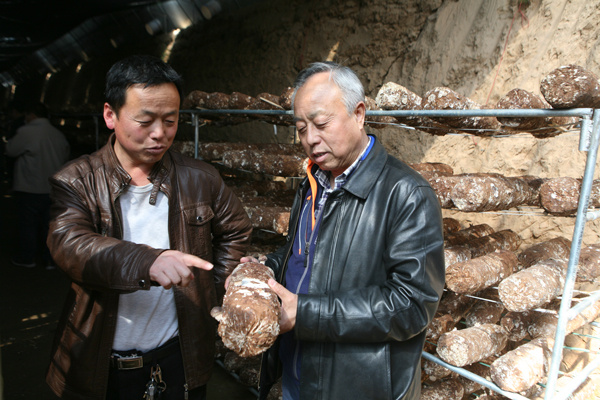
<box><xmin>1</xmin><ymin>101</ymin><xmax>25</xmax><ymax>185</ymax></box>
<box><xmin>245</xmin><ymin>61</ymin><xmax>446</xmax><ymax>400</ymax></box>
<box><xmin>4</xmin><ymin>102</ymin><xmax>69</xmax><ymax>269</ymax></box>
<box><xmin>45</xmin><ymin>55</ymin><xmax>252</xmax><ymax>400</ymax></box>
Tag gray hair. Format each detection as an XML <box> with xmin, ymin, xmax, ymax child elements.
<box><xmin>292</xmin><ymin>61</ymin><xmax>365</xmax><ymax>115</ymax></box>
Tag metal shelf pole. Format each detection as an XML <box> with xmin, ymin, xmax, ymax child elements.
<box><xmin>543</xmin><ymin>108</ymin><xmax>600</xmax><ymax>400</ymax></box>
<box><xmin>421</xmin><ymin>352</ymin><xmax>531</xmax><ymax>400</ymax></box>
<box><xmin>551</xmin><ymin>355</ymin><xmax>600</xmax><ymax>400</ymax></box>
<box><xmin>192</xmin><ymin>112</ymin><xmax>199</xmax><ymax>159</ymax></box>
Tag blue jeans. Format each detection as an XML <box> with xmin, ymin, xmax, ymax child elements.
<box><xmin>282</xmin><ymin>368</ymin><xmax>301</xmax><ymax>400</ymax></box>
<box><xmin>15</xmin><ymin>191</ymin><xmax>52</xmax><ymax>263</ymax></box>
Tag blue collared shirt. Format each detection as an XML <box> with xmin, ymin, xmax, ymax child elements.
<box><xmin>311</xmin><ymin>135</ymin><xmax>374</xmax><ymax>216</ymax></box>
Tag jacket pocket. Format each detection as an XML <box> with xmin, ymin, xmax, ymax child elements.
<box><xmin>183</xmin><ymin>205</ymin><xmax>215</xmax><ymax>258</ymax></box>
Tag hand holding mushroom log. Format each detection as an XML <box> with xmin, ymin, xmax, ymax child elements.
<box><xmin>211</xmin><ymin>262</ymin><xmax>281</xmax><ymax>357</ymax></box>
<box><xmin>267</xmin><ymin>278</ymin><xmax>297</xmax><ymax>334</ymax></box>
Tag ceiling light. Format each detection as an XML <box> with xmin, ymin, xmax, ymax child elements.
<box><xmin>164</xmin><ymin>1</ymin><xmax>192</xmax><ymax>29</ymax></box>
<box><xmin>109</xmin><ymin>35</ymin><xmax>126</xmax><ymax>48</ymax></box>
<box><xmin>200</xmin><ymin>0</ymin><xmax>222</xmax><ymax>20</ymax></box>
<box><xmin>145</xmin><ymin>19</ymin><xmax>163</xmax><ymax>35</ymax></box>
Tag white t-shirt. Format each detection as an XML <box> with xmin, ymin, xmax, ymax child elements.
<box><xmin>112</xmin><ymin>183</ymin><xmax>178</xmax><ymax>352</ymax></box>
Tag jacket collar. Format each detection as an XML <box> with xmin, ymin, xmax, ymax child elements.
<box><xmin>102</xmin><ymin>133</ymin><xmax>173</xmax><ymax>203</ymax></box>
<box><xmin>340</xmin><ymin>136</ymin><xmax>387</xmax><ymax>200</ymax></box>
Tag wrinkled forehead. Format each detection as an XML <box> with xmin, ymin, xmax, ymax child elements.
<box><xmin>295</xmin><ymin>75</ymin><xmax>342</xmax><ymax>109</ymax></box>
<box><xmin>123</xmin><ymin>82</ymin><xmax>180</xmax><ymax>103</ymax></box>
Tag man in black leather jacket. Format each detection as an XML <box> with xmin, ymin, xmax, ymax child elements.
<box><xmin>243</xmin><ymin>62</ymin><xmax>445</xmax><ymax>399</ymax></box>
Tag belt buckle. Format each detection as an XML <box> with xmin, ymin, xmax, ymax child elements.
<box><xmin>115</xmin><ymin>356</ymin><xmax>144</xmax><ymax>370</ymax></box>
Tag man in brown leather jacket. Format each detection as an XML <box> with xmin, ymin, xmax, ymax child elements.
<box><xmin>45</xmin><ymin>55</ymin><xmax>252</xmax><ymax>400</ymax></box>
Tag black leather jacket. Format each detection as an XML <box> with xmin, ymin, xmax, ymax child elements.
<box><xmin>259</xmin><ymin>138</ymin><xmax>445</xmax><ymax>400</ymax></box>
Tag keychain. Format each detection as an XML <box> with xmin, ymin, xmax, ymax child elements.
<box><xmin>143</xmin><ymin>375</ymin><xmax>157</xmax><ymax>400</ymax></box>
<box><xmin>154</xmin><ymin>364</ymin><xmax>167</xmax><ymax>399</ymax></box>
<box><xmin>144</xmin><ymin>365</ymin><xmax>167</xmax><ymax>399</ymax></box>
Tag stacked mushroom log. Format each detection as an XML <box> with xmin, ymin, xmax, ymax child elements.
<box><xmin>417</xmin><ymin>159</ymin><xmax>600</xmax><ymax>396</ymax></box>
<box><xmin>374</xmin><ymin>64</ymin><xmax>600</xmax><ymax>138</ymax></box>
<box><xmin>409</xmin><ymin>161</ymin><xmax>599</xmax><ymax>216</ymax></box>
<box><xmin>422</xmin><ymin>215</ymin><xmax>600</xmax><ymax>396</ymax></box>
<box><xmin>181</xmin><ymin>63</ymin><xmax>594</xmax><ymax>135</ymax></box>
<box><xmin>197</xmin><ymin>142</ymin><xmax>304</xmax><ymax>235</ymax></box>
<box><xmin>182</xmin><ymin>88</ymin><xmax>294</xmax><ymax>127</ymax></box>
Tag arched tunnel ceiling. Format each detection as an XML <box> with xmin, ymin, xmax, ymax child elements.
<box><xmin>0</xmin><ymin>0</ymin><xmax>265</xmax><ymax>87</ymax></box>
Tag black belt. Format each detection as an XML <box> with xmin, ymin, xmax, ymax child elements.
<box><xmin>110</xmin><ymin>337</ymin><xmax>180</xmax><ymax>370</ymax></box>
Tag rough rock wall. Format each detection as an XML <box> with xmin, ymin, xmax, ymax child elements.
<box><xmin>377</xmin><ymin>0</ymin><xmax>600</xmax><ymax>245</ymax></box>
<box><xmin>169</xmin><ymin>0</ymin><xmax>444</xmax><ymax>142</ymax></box>
<box><xmin>170</xmin><ymin>0</ymin><xmax>600</xmax><ymax>245</ymax></box>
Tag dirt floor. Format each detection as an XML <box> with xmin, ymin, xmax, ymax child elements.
<box><xmin>0</xmin><ymin>177</ymin><xmax>257</xmax><ymax>399</ymax></box>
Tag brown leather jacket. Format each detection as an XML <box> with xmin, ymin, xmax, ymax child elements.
<box><xmin>45</xmin><ymin>135</ymin><xmax>252</xmax><ymax>400</ymax></box>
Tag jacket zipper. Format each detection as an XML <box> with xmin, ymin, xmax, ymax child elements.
<box><xmin>293</xmin><ymin>190</ymin><xmax>328</xmax><ymax>381</ymax></box>
<box><xmin>112</xmin><ymin>183</ymin><xmax>126</xmax><ymax>239</ymax></box>
<box><xmin>294</xmin><ymin>193</ymin><xmax>341</xmax><ymax>380</ymax></box>
<box><xmin>292</xmin><ymin>199</ymin><xmax>313</xmax><ymax>381</ymax></box>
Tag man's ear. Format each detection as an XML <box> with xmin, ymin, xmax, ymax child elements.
<box><xmin>103</xmin><ymin>103</ymin><xmax>116</xmax><ymax>130</ymax></box>
<box><xmin>355</xmin><ymin>101</ymin><xmax>366</xmax><ymax>128</ymax></box>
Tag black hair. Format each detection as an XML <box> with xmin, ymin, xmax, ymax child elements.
<box><xmin>25</xmin><ymin>102</ymin><xmax>49</xmax><ymax>119</ymax></box>
<box><xmin>8</xmin><ymin>100</ymin><xmax>26</xmax><ymax>114</ymax></box>
<box><xmin>105</xmin><ymin>55</ymin><xmax>184</xmax><ymax>116</ymax></box>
